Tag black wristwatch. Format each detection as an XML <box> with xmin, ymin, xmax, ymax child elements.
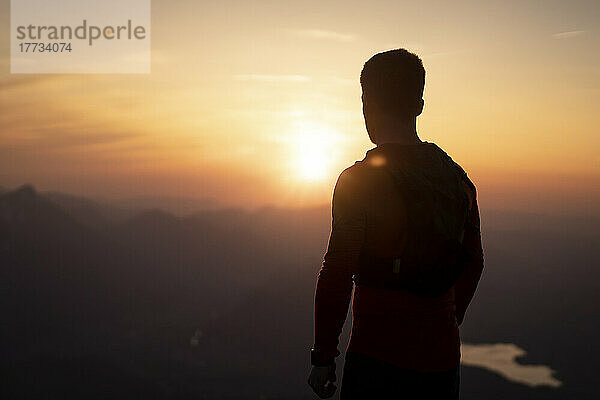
<box><xmin>310</xmin><ymin>348</ymin><xmax>335</xmax><ymax>366</ymax></box>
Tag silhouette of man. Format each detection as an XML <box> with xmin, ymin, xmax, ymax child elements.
<box><xmin>308</xmin><ymin>49</ymin><xmax>484</xmax><ymax>399</ymax></box>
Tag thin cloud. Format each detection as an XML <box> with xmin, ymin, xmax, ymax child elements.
<box><xmin>291</xmin><ymin>29</ymin><xmax>356</xmax><ymax>42</ymax></box>
<box><xmin>552</xmin><ymin>30</ymin><xmax>585</xmax><ymax>39</ymax></box>
<box><xmin>233</xmin><ymin>74</ymin><xmax>311</xmax><ymax>82</ymax></box>
<box><xmin>330</xmin><ymin>77</ymin><xmax>355</xmax><ymax>86</ymax></box>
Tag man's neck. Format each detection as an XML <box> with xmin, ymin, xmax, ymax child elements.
<box><xmin>375</xmin><ymin>118</ymin><xmax>422</xmax><ymax>145</ymax></box>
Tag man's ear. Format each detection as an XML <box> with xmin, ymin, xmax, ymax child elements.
<box><xmin>415</xmin><ymin>98</ymin><xmax>424</xmax><ymax>117</ymax></box>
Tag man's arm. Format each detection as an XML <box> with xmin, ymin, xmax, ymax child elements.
<box><xmin>454</xmin><ymin>194</ymin><xmax>484</xmax><ymax>325</ymax></box>
<box><xmin>312</xmin><ymin>169</ymin><xmax>366</xmax><ymax>365</ymax></box>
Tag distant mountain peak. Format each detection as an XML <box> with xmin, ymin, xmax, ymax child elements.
<box><xmin>12</xmin><ymin>184</ymin><xmax>37</xmax><ymax>199</ymax></box>
<box><xmin>0</xmin><ymin>184</ymin><xmax>39</xmax><ymax>205</ymax></box>
<box><xmin>0</xmin><ymin>184</ymin><xmax>71</xmax><ymax>224</ymax></box>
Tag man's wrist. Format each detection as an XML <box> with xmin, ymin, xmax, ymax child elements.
<box><xmin>310</xmin><ymin>348</ymin><xmax>335</xmax><ymax>366</ymax></box>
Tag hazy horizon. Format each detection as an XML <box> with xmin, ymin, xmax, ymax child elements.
<box><xmin>2</xmin><ymin>182</ymin><xmax>600</xmax><ymax>220</ymax></box>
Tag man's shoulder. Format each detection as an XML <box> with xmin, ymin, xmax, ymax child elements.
<box><xmin>430</xmin><ymin>143</ymin><xmax>477</xmax><ymax>192</ymax></box>
<box><xmin>337</xmin><ymin>155</ymin><xmax>378</xmax><ymax>184</ymax></box>
<box><xmin>333</xmin><ymin>156</ymin><xmax>379</xmax><ymax>198</ymax></box>
<box><xmin>339</xmin><ymin>160</ymin><xmax>366</xmax><ymax>179</ymax></box>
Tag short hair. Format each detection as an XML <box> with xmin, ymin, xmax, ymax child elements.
<box><xmin>360</xmin><ymin>49</ymin><xmax>425</xmax><ymax>116</ymax></box>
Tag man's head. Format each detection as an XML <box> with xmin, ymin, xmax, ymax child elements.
<box><xmin>360</xmin><ymin>49</ymin><xmax>425</xmax><ymax>143</ymax></box>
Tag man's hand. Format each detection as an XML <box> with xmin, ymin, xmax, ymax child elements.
<box><xmin>307</xmin><ymin>364</ymin><xmax>337</xmax><ymax>398</ymax></box>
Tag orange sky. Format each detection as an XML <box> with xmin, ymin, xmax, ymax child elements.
<box><xmin>1</xmin><ymin>0</ymin><xmax>599</xmax><ymax>215</ymax></box>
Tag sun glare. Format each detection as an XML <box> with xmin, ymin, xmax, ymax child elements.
<box><xmin>298</xmin><ymin>150</ymin><xmax>328</xmax><ymax>181</ymax></box>
<box><xmin>291</xmin><ymin>122</ymin><xmax>339</xmax><ymax>182</ymax></box>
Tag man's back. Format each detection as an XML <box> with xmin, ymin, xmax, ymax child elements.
<box><xmin>313</xmin><ymin>141</ymin><xmax>484</xmax><ymax>372</ymax></box>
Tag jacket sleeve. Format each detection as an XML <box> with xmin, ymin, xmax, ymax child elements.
<box><xmin>312</xmin><ymin>169</ymin><xmax>366</xmax><ymax>364</ymax></box>
<box><xmin>454</xmin><ymin>193</ymin><xmax>484</xmax><ymax>326</ymax></box>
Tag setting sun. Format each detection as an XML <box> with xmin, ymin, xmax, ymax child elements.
<box><xmin>297</xmin><ymin>151</ymin><xmax>328</xmax><ymax>181</ymax></box>
<box><xmin>290</xmin><ymin>121</ymin><xmax>340</xmax><ymax>182</ymax></box>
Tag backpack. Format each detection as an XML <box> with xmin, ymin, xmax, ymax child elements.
<box><xmin>355</xmin><ymin>144</ymin><xmax>474</xmax><ymax>297</ymax></box>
